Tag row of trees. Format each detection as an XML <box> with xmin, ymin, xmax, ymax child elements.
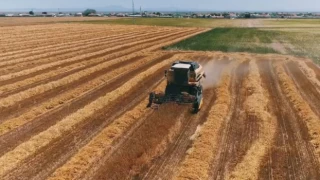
<box><xmin>27</xmin><ymin>9</ymin><xmax>97</xmax><ymax>16</ymax></box>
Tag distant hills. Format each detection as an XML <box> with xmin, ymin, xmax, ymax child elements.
<box><xmin>0</xmin><ymin>6</ymin><xmax>318</xmax><ymax>13</ymax></box>
<box><xmin>0</xmin><ymin>5</ymin><xmax>212</xmax><ymax>13</ymax></box>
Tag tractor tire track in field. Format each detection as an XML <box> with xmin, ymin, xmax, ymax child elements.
<box><xmin>0</xmin><ymin>54</ymin><xmax>182</xmax><ymax>180</ymax></box>
<box><xmin>258</xmin><ymin>60</ymin><xmax>320</xmax><ymax>179</ymax></box>
<box><xmin>0</xmin><ymin>28</ymin><xmax>174</xmax><ymax>72</ymax></box>
<box><xmin>210</xmin><ymin>60</ymin><xmax>252</xmax><ymax>179</ymax></box>
<box><xmin>0</xmin><ymin>30</ymin><xmax>162</xmax><ymax>72</ymax></box>
<box><xmin>0</xmin><ymin>28</ymin><xmax>192</xmax><ymax>84</ymax></box>
<box><xmin>0</xmin><ymin>28</ymin><xmax>141</xmax><ymax>59</ymax></box>
<box><xmin>0</xmin><ymin>54</ymin><xmax>175</xmax><ymax>156</ymax></box>
<box><xmin>306</xmin><ymin>61</ymin><xmax>320</xmax><ymax>81</ymax></box>
<box><xmin>285</xmin><ymin>61</ymin><xmax>320</xmax><ymax>117</ymax></box>
<box><xmin>139</xmin><ymin>58</ymin><xmax>230</xmax><ymax>180</ymax></box>
<box><xmin>0</xmin><ymin>29</ymin><xmax>199</xmax><ymax>119</ymax></box>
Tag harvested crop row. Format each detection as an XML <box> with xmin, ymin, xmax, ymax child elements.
<box><xmin>0</xmin><ymin>26</ymin><xmax>190</xmax><ymax>52</ymax></box>
<box><xmin>0</xmin><ymin>23</ymin><xmax>115</xmax><ymax>36</ymax></box>
<box><xmin>0</xmin><ymin>54</ymin><xmax>161</xmax><ymax>136</ymax></box>
<box><xmin>0</xmin><ymin>29</ymin><xmax>198</xmax><ymax>96</ymax></box>
<box><xmin>0</xmin><ymin>24</ymin><xmax>155</xmax><ymax>38</ymax></box>
<box><xmin>0</xmin><ymin>29</ymin><xmax>202</xmax><ymax>120</ymax></box>
<box><xmin>0</xmin><ymin>28</ymin><xmax>192</xmax><ymax>82</ymax></box>
<box><xmin>0</xmin><ymin>28</ymin><xmax>143</xmax><ymax>51</ymax></box>
<box><xmin>0</xmin><ymin>26</ymin><xmax>138</xmax><ymax>43</ymax></box>
<box><xmin>227</xmin><ymin>60</ymin><xmax>276</xmax><ymax>179</ymax></box>
<box><xmin>285</xmin><ymin>61</ymin><xmax>320</xmax><ymax>117</ymax></box>
<box><xmin>0</xmin><ymin>30</ymin><xmax>123</xmax><ymax>52</ymax></box>
<box><xmin>0</xmin><ymin>28</ymin><xmax>171</xmax><ymax>73</ymax></box>
<box><xmin>0</xmin><ymin>28</ymin><xmax>172</xmax><ymax>67</ymax></box>
<box><xmin>174</xmin><ymin>62</ymin><xmax>235</xmax><ymax>180</ymax></box>
<box><xmin>48</xmin><ymin>80</ymin><xmax>167</xmax><ymax>180</ymax></box>
<box><xmin>0</xmin><ymin>28</ymin><xmax>122</xmax><ymax>43</ymax></box>
<box><xmin>274</xmin><ymin>62</ymin><xmax>320</xmax><ymax>163</ymax></box>
<box><xmin>306</xmin><ymin>62</ymin><xmax>320</xmax><ymax>81</ymax></box>
<box><xmin>0</xmin><ymin>29</ymin><xmax>158</xmax><ymax>65</ymax></box>
<box><xmin>0</xmin><ymin>27</ymin><xmax>144</xmax><ymax>58</ymax></box>
<box><xmin>297</xmin><ymin>61</ymin><xmax>320</xmax><ymax>91</ymax></box>
<box><xmin>0</xmin><ymin>54</ymin><xmax>182</xmax><ymax>178</ymax></box>
<box><xmin>0</xmin><ymin>27</ymin><xmax>171</xmax><ymax>64</ymax></box>
<box><xmin>0</xmin><ymin>54</ymin><xmax>175</xmax><ymax>159</ymax></box>
<box><xmin>0</xmin><ymin>28</ymin><xmax>188</xmax><ymax>94</ymax></box>
<box><xmin>140</xmin><ymin>58</ymin><xmax>229</xmax><ymax>180</ymax></box>
<box><xmin>0</xmin><ymin>25</ymin><xmax>179</xmax><ymax>56</ymax></box>
<box><xmin>0</xmin><ymin>53</ymin><xmax>138</xmax><ymax>95</ymax></box>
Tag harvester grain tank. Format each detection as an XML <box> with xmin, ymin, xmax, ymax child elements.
<box><xmin>147</xmin><ymin>61</ymin><xmax>206</xmax><ymax>113</ymax></box>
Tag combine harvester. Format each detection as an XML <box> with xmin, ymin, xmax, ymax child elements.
<box><xmin>147</xmin><ymin>61</ymin><xmax>206</xmax><ymax>113</ymax></box>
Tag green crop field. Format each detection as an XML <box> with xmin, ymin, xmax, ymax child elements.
<box><xmin>264</xmin><ymin>19</ymin><xmax>320</xmax><ymax>27</ymax></box>
<box><xmin>165</xmin><ymin>27</ymin><xmax>320</xmax><ymax>64</ymax></box>
<box><xmin>165</xmin><ymin>28</ymin><xmax>280</xmax><ymax>54</ymax></box>
<box><xmin>76</xmin><ymin>18</ymin><xmax>262</xmax><ymax>28</ymax></box>
<box><xmin>77</xmin><ymin>18</ymin><xmax>320</xmax><ymax>64</ymax></box>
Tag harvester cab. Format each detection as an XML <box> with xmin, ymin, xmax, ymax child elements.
<box><xmin>147</xmin><ymin>61</ymin><xmax>206</xmax><ymax>113</ymax></box>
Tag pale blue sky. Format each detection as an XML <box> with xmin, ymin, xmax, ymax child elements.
<box><xmin>0</xmin><ymin>0</ymin><xmax>319</xmax><ymax>11</ymax></box>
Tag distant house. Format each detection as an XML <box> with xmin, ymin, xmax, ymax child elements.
<box><xmin>19</xmin><ymin>14</ymin><xmax>31</xmax><ymax>17</ymax></box>
<box><xmin>251</xmin><ymin>13</ymin><xmax>271</xmax><ymax>18</ymax></box>
<box><xmin>75</xmin><ymin>13</ymin><xmax>83</xmax><ymax>17</ymax></box>
<box><xmin>116</xmin><ymin>13</ymin><xmax>126</xmax><ymax>17</ymax></box>
<box><xmin>128</xmin><ymin>14</ymin><xmax>142</xmax><ymax>17</ymax></box>
<box><xmin>211</xmin><ymin>15</ymin><xmax>224</xmax><ymax>19</ymax></box>
<box><xmin>88</xmin><ymin>13</ymin><xmax>102</xmax><ymax>17</ymax></box>
<box><xmin>145</xmin><ymin>13</ymin><xmax>158</xmax><ymax>17</ymax></box>
<box><xmin>229</xmin><ymin>13</ymin><xmax>237</xmax><ymax>19</ymax></box>
<box><xmin>5</xmin><ymin>14</ymin><xmax>15</xmax><ymax>17</ymax></box>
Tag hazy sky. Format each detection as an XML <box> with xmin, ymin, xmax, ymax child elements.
<box><xmin>0</xmin><ymin>0</ymin><xmax>319</xmax><ymax>11</ymax></box>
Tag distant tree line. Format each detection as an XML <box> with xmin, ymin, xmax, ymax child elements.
<box><xmin>83</xmin><ymin>9</ymin><xmax>97</xmax><ymax>16</ymax></box>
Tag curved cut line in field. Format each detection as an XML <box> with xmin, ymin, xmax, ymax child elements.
<box><xmin>0</xmin><ymin>28</ymin><xmax>204</xmax><ymax>122</ymax></box>
<box><xmin>0</xmin><ymin>28</ymin><xmax>177</xmax><ymax>69</ymax></box>
<box><xmin>0</xmin><ymin>54</ymin><xmax>182</xmax><ymax>177</ymax></box>
<box><xmin>140</xmin><ymin>57</ymin><xmax>230</xmax><ymax>180</ymax></box>
<box><xmin>285</xmin><ymin>61</ymin><xmax>320</xmax><ymax>117</ymax></box>
<box><xmin>0</xmin><ymin>54</ymin><xmax>167</xmax><ymax>137</ymax></box>
<box><xmin>0</xmin><ymin>28</ymin><xmax>189</xmax><ymax>82</ymax></box>
<box><xmin>0</xmin><ymin>29</ymin><xmax>154</xmax><ymax>52</ymax></box>
<box><xmin>174</xmin><ymin>62</ymin><xmax>235</xmax><ymax>180</ymax></box>
<box><xmin>0</xmin><ymin>28</ymin><xmax>144</xmax><ymax>59</ymax></box>
<box><xmin>306</xmin><ymin>61</ymin><xmax>320</xmax><ymax>81</ymax></box>
<box><xmin>0</xmin><ymin>30</ymin><xmax>181</xmax><ymax>92</ymax></box>
<box><xmin>0</xmin><ymin>25</ymin><xmax>196</xmax><ymax>53</ymax></box>
<box><xmin>297</xmin><ymin>61</ymin><xmax>320</xmax><ymax>91</ymax></box>
<box><xmin>0</xmin><ymin>29</ymin><xmax>168</xmax><ymax>70</ymax></box>
<box><xmin>0</xmin><ymin>29</ymin><xmax>201</xmax><ymax>109</ymax></box>
<box><xmin>0</xmin><ymin>25</ymin><xmax>181</xmax><ymax>58</ymax></box>
<box><xmin>227</xmin><ymin>60</ymin><xmax>276</xmax><ymax>179</ymax></box>
<box><xmin>48</xmin><ymin>81</ymin><xmax>167</xmax><ymax>180</ymax></box>
<box><xmin>0</xmin><ymin>27</ymin><xmax>136</xmax><ymax>44</ymax></box>
<box><xmin>274</xmin><ymin>62</ymin><xmax>320</xmax><ymax>161</ymax></box>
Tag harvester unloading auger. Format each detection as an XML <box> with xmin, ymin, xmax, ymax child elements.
<box><xmin>147</xmin><ymin>61</ymin><xmax>206</xmax><ymax>113</ymax></box>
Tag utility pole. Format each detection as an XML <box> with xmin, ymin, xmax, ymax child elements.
<box><xmin>132</xmin><ymin>0</ymin><xmax>135</xmax><ymax>24</ymax></box>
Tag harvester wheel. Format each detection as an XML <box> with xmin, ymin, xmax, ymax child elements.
<box><xmin>193</xmin><ymin>102</ymin><xmax>200</xmax><ymax>114</ymax></box>
<box><xmin>147</xmin><ymin>92</ymin><xmax>155</xmax><ymax>108</ymax></box>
